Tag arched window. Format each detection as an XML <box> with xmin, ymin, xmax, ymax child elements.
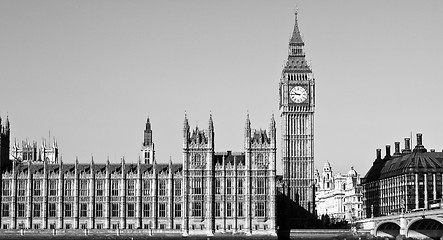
<box><xmin>193</xmin><ymin>153</ymin><xmax>201</xmax><ymax>165</ymax></box>
<box><xmin>256</xmin><ymin>153</ymin><xmax>264</xmax><ymax>165</ymax></box>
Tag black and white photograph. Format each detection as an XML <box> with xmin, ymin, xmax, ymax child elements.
<box><xmin>1</xmin><ymin>1</ymin><xmax>443</xmax><ymax>239</ymax></box>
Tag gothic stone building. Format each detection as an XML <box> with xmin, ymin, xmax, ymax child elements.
<box><xmin>0</xmin><ymin>10</ymin><xmax>315</xmax><ymax>234</ymax></box>
<box><xmin>278</xmin><ymin>11</ymin><xmax>316</xmax><ymax>228</ymax></box>
<box><xmin>0</xmin><ymin>115</ymin><xmax>277</xmax><ymax>235</ymax></box>
<box><xmin>10</xmin><ymin>139</ymin><xmax>59</xmax><ymax>164</ymax></box>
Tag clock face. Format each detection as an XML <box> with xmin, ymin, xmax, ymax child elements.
<box><xmin>290</xmin><ymin>86</ymin><xmax>308</xmax><ymax>103</ymax></box>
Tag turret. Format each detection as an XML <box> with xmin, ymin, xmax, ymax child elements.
<box><xmin>90</xmin><ymin>155</ymin><xmax>94</xmax><ymax>174</ymax></box>
<box><xmin>244</xmin><ymin>113</ymin><xmax>251</xmax><ymax>149</ymax></box>
<box><xmin>143</xmin><ymin>117</ymin><xmax>152</xmax><ymax>146</ymax></box>
<box><xmin>208</xmin><ymin>114</ymin><xmax>214</xmax><ymax>145</ymax></box>
<box><xmin>75</xmin><ymin>156</ymin><xmax>79</xmax><ymax>176</ymax></box>
<box><xmin>288</xmin><ymin>11</ymin><xmax>305</xmax><ymax>56</ymax></box>
<box><xmin>269</xmin><ymin>114</ymin><xmax>276</xmax><ymax>148</ymax></box>
<box><xmin>141</xmin><ymin>117</ymin><xmax>155</xmax><ymax>164</ymax></box>
<box><xmin>183</xmin><ymin>113</ymin><xmax>190</xmax><ymax>148</ymax></box>
<box><xmin>0</xmin><ymin>115</ymin><xmax>11</xmax><ymax>169</ymax></box>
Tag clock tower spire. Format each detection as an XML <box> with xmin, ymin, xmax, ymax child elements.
<box><xmin>279</xmin><ymin>10</ymin><xmax>315</xmax><ymax>223</ymax></box>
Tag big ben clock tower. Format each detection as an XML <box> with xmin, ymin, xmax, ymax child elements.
<box><xmin>279</xmin><ymin>11</ymin><xmax>315</xmax><ymax>217</ymax></box>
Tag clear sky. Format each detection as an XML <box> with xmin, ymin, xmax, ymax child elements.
<box><xmin>1</xmin><ymin>1</ymin><xmax>443</xmax><ymax>176</ymax></box>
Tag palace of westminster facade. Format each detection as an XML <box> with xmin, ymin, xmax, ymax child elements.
<box><xmin>0</xmin><ymin>12</ymin><xmax>316</xmax><ymax>235</ymax></box>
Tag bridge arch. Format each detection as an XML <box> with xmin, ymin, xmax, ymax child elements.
<box><xmin>407</xmin><ymin>217</ymin><xmax>443</xmax><ymax>239</ymax></box>
<box><xmin>375</xmin><ymin>221</ymin><xmax>400</xmax><ymax>238</ymax></box>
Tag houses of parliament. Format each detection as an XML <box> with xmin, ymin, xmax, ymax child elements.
<box><xmin>0</xmin><ymin>12</ymin><xmax>315</xmax><ymax>235</ymax></box>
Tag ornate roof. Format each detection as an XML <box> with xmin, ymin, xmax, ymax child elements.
<box><xmin>363</xmin><ymin>136</ymin><xmax>443</xmax><ymax>182</ymax></box>
<box><xmin>347</xmin><ymin>166</ymin><xmax>357</xmax><ymax>176</ymax></box>
<box><xmin>290</xmin><ymin>12</ymin><xmax>304</xmax><ymax>45</ymax></box>
<box><xmin>5</xmin><ymin>162</ymin><xmax>183</xmax><ymax>176</ymax></box>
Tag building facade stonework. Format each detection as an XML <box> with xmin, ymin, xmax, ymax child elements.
<box><xmin>314</xmin><ymin>162</ymin><xmax>363</xmax><ymax>223</ymax></box>
<box><xmin>0</xmin><ymin>11</ymin><xmax>315</xmax><ymax>234</ymax></box>
<box><xmin>278</xmin><ymin>11</ymin><xmax>316</xmax><ymax>226</ymax></box>
<box><xmin>0</xmin><ymin>115</ymin><xmax>276</xmax><ymax>235</ymax></box>
<box><xmin>10</xmin><ymin>139</ymin><xmax>58</xmax><ymax>164</ymax></box>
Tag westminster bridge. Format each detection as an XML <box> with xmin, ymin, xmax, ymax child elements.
<box><xmin>357</xmin><ymin>208</ymin><xmax>443</xmax><ymax>239</ymax></box>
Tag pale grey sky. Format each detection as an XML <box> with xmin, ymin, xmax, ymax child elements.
<box><xmin>1</xmin><ymin>1</ymin><xmax>443</xmax><ymax>176</ymax></box>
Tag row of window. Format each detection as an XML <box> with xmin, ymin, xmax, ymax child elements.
<box><xmin>191</xmin><ymin>178</ymin><xmax>266</xmax><ymax>195</ymax></box>
<box><xmin>192</xmin><ymin>201</ymin><xmax>266</xmax><ymax>217</ymax></box>
<box><xmin>4</xmin><ymin>222</ymin><xmax>176</xmax><ymax>230</ymax></box>
<box><xmin>2</xmin><ymin>177</ymin><xmax>268</xmax><ymax>198</ymax></box>
<box><xmin>2</xmin><ymin>179</ymin><xmax>182</xmax><ymax>197</ymax></box>
<box><xmin>3</xmin><ymin>222</ymin><xmax>270</xmax><ymax>231</ymax></box>
<box><xmin>1</xmin><ymin>202</ymin><xmax>181</xmax><ymax>218</ymax></box>
<box><xmin>2</xmin><ymin>201</ymin><xmax>267</xmax><ymax>218</ymax></box>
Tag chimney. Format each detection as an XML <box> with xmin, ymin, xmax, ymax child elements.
<box><xmin>430</xmin><ymin>149</ymin><xmax>435</xmax><ymax>152</ymax></box>
<box><xmin>413</xmin><ymin>133</ymin><xmax>427</xmax><ymax>152</ymax></box>
<box><xmin>416</xmin><ymin>133</ymin><xmax>423</xmax><ymax>146</ymax></box>
<box><xmin>402</xmin><ymin>138</ymin><xmax>411</xmax><ymax>153</ymax></box>
<box><xmin>376</xmin><ymin>149</ymin><xmax>382</xmax><ymax>160</ymax></box>
<box><xmin>385</xmin><ymin>145</ymin><xmax>391</xmax><ymax>158</ymax></box>
<box><xmin>393</xmin><ymin>142</ymin><xmax>401</xmax><ymax>156</ymax></box>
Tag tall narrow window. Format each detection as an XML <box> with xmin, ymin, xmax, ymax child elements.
<box><xmin>159</xmin><ymin>180</ymin><xmax>166</xmax><ymax>196</ymax></box>
<box><xmin>33</xmin><ymin>203</ymin><xmax>41</xmax><ymax>217</ymax></box>
<box><xmin>226</xmin><ymin>202</ymin><xmax>232</xmax><ymax>217</ymax></box>
<box><xmin>143</xmin><ymin>203</ymin><xmax>150</xmax><ymax>217</ymax></box>
<box><xmin>23</xmin><ymin>150</ymin><xmax>28</xmax><ymax>161</ymax></box>
<box><xmin>215</xmin><ymin>179</ymin><xmax>221</xmax><ymax>194</ymax></box>
<box><xmin>159</xmin><ymin>203</ymin><xmax>166</xmax><ymax>217</ymax></box>
<box><xmin>193</xmin><ymin>153</ymin><xmax>202</xmax><ymax>165</ymax></box>
<box><xmin>111</xmin><ymin>203</ymin><xmax>119</xmax><ymax>217</ymax></box>
<box><xmin>143</xmin><ymin>180</ymin><xmax>150</xmax><ymax>196</ymax></box>
<box><xmin>80</xmin><ymin>179</ymin><xmax>89</xmax><ymax>196</ymax></box>
<box><xmin>226</xmin><ymin>179</ymin><xmax>232</xmax><ymax>195</ymax></box>
<box><xmin>49</xmin><ymin>180</ymin><xmax>58</xmax><ymax>196</ymax></box>
<box><xmin>96</xmin><ymin>203</ymin><xmax>103</xmax><ymax>217</ymax></box>
<box><xmin>17</xmin><ymin>203</ymin><xmax>26</xmax><ymax>217</ymax></box>
<box><xmin>174</xmin><ymin>179</ymin><xmax>181</xmax><ymax>196</ymax></box>
<box><xmin>238</xmin><ymin>202</ymin><xmax>244</xmax><ymax>217</ymax></box>
<box><xmin>96</xmin><ymin>179</ymin><xmax>104</xmax><ymax>196</ymax></box>
<box><xmin>255</xmin><ymin>202</ymin><xmax>266</xmax><ymax>217</ymax></box>
<box><xmin>33</xmin><ymin>180</ymin><xmax>41</xmax><ymax>196</ymax></box>
<box><xmin>2</xmin><ymin>180</ymin><xmax>10</xmax><ymax>196</ymax></box>
<box><xmin>215</xmin><ymin>202</ymin><xmax>221</xmax><ymax>217</ymax></box>
<box><xmin>127</xmin><ymin>180</ymin><xmax>135</xmax><ymax>196</ymax></box>
<box><xmin>127</xmin><ymin>203</ymin><xmax>135</xmax><ymax>217</ymax></box>
<box><xmin>193</xmin><ymin>178</ymin><xmax>202</xmax><ymax>195</ymax></box>
<box><xmin>256</xmin><ymin>153</ymin><xmax>264</xmax><ymax>165</ymax></box>
<box><xmin>80</xmin><ymin>203</ymin><xmax>87</xmax><ymax>217</ymax></box>
<box><xmin>256</xmin><ymin>178</ymin><xmax>265</xmax><ymax>195</ymax></box>
<box><xmin>237</xmin><ymin>179</ymin><xmax>243</xmax><ymax>195</ymax></box>
<box><xmin>111</xmin><ymin>180</ymin><xmax>119</xmax><ymax>196</ymax></box>
<box><xmin>192</xmin><ymin>202</ymin><xmax>202</xmax><ymax>217</ymax></box>
<box><xmin>174</xmin><ymin>203</ymin><xmax>181</xmax><ymax>217</ymax></box>
<box><xmin>49</xmin><ymin>203</ymin><xmax>56</xmax><ymax>217</ymax></box>
<box><xmin>17</xmin><ymin>180</ymin><xmax>26</xmax><ymax>196</ymax></box>
<box><xmin>65</xmin><ymin>203</ymin><xmax>72</xmax><ymax>217</ymax></box>
<box><xmin>2</xmin><ymin>203</ymin><xmax>10</xmax><ymax>217</ymax></box>
<box><xmin>64</xmin><ymin>179</ymin><xmax>73</xmax><ymax>196</ymax></box>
